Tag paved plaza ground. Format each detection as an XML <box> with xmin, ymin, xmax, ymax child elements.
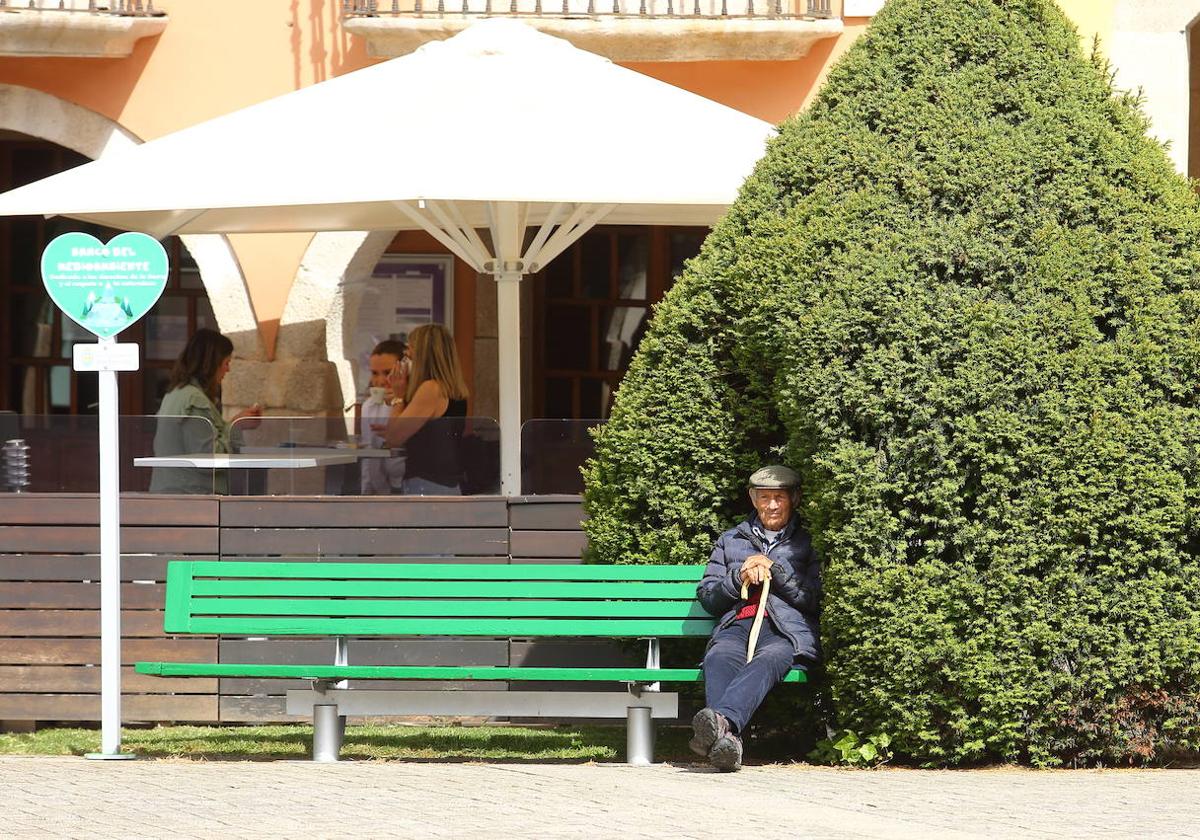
<box><xmin>2</xmin><ymin>755</ymin><xmax>1198</xmax><ymax>838</ymax></box>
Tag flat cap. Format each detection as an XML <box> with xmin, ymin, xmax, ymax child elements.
<box><xmin>748</xmin><ymin>465</ymin><xmax>800</xmax><ymax>489</ymax></box>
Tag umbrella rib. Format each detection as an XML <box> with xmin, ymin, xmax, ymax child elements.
<box><xmin>146</xmin><ymin>208</ymin><xmax>211</xmax><ymax>240</ymax></box>
<box><xmin>437</xmin><ymin>201</ymin><xmax>493</xmax><ymax>264</ymax></box>
<box><xmin>393</xmin><ymin>201</ymin><xmax>488</xmax><ymax>271</ymax></box>
<box><xmin>425</xmin><ymin>201</ymin><xmax>478</xmax><ymax>254</ymax></box>
<box><xmin>525</xmin><ymin>202</ymin><xmax>592</xmax><ymax>269</ymax></box>
<box><xmin>532</xmin><ymin>203</ymin><xmax>616</xmax><ymax>270</ymax></box>
<box><xmin>523</xmin><ymin>202</ymin><xmax>568</xmax><ymax>267</ymax></box>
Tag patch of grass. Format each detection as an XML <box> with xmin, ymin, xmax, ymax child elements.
<box><xmin>0</xmin><ymin>722</ymin><xmax>697</xmax><ymax>763</ymax></box>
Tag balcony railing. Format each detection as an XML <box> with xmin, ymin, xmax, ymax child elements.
<box><xmin>0</xmin><ymin>1</ymin><xmax>162</xmax><ymax>14</ymax></box>
<box><xmin>340</xmin><ymin>0</ymin><xmax>842</xmax><ymax>61</ymax></box>
<box><xmin>0</xmin><ymin>0</ymin><xmax>168</xmax><ymax>57</ymax></box>
<box><xmin>343</xmin><ymin>0</ymin><xmax>835</xmax><ymax>19</ymax></box>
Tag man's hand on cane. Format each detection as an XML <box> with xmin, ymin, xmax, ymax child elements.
<box><xmin>740</xmin><ymin>554</ymin><xmax>773</xmax><ymax>590</ymax></box>
<box><xmin>739</xmin><ymin>554</ymin><xmax>774</xmax><ymax>664</ymax></box>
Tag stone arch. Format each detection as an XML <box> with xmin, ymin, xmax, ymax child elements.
<box><xmin>0</xmin><ymin>83</ymin><xmax>262</xmax><ymax>359</ymax></box>
<box><xmin>278</xmin><ymin>230</ymin><xmax>396</xmax><ymax>412</ymax></box>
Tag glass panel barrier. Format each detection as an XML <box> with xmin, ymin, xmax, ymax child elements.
<box><xmin>521</xmin><ymin>419</ymin><xmax>606</xmax><ymax>495</ymax></box>
<box><xmin>456</xmin><ymin>417</ymin><xmax>501</xmax><ymax>496</ymax></box>
<box><xmin>227</xmin><ymin>415</ymin><xmax>500</xmax><ymax>496</ymax></box>
<box><xmin>228</xmin><ymin>415</ymin><xmax>353</xmax><ymax>496</ymax></box>
<box><xmin>0</xmin><ymin>412</ymin><xmax>505</xmax><ymax>496</ymax></box>
<box><xmin>0</xmin><ymin>414</ymin><xmax>216</xmax><ymax>494</ymax></box>
<box><xmin>143</xmin><ymin>415</ymin><xmax>221</xmax><ymax>495</ymax></box>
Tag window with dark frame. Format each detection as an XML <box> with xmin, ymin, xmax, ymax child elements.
<box><xmin>532</xmin><ymin>225</ymin><xmax>707</xmax><ymax>420</ymax></box>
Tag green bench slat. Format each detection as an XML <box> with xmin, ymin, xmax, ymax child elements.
<box><xmin>133</xmin><ymin>662</ymin><xmax>807</xmax><ymax>683</ymax></box>
<box><xmin>181</xmin><ymin>617</ymin><xmax>717</xmax><ymax>636</ymax></box>
<box><xmin>186</xmin><ymin>561</ymin><xmax>705</xmax><ymax>581</ymax></box>
<box><xmin>192</xmin><ymin>598</ymin><xmax>713</xmax><ymax>619</ymax></box>
<box><xmin>165</xmin><ymin>561</ymin><xmax>192</xmax><ymax>624</ymax></box>
<box><xmin>189</xmin><ymin>580</ymin><xmax>700</xmax><ymax>599</ymax></box>
<box><xmin>152</xmin><ymin>563</ymin><xmax>806</xmax><ymax>690</ymax></box>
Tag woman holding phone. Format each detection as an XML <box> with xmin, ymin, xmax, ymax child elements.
<box><xmin>379</xmin><ymin>323</ymin><xmax>470</xmax><ymax>495</ymax></box>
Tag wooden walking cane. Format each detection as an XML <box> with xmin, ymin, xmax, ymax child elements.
<box><xmin>740</xmin><ymin>571</ymin><xmax>772</xmax><ymax>664</ymax></box>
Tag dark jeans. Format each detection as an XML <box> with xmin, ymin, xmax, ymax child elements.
<box><xmin>703</xmin><ymin>616</ymin><xmax>800</xmax><ymax>734</ymax></box>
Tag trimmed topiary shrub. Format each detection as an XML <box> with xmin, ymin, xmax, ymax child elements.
<box><xmin>583</xmin><ymin>0</ymin><xmax>1200</xmax><ymax>766</ymax></box>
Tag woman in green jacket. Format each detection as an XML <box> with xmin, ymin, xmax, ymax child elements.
<box><xmin>149</xmin><ymin>329</ymin><xmax>261</xmax><ymax>494</ymax></box>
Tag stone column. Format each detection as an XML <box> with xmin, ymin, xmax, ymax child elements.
<box><xmin>473</xmin><ymin>269</ymin><xmax>533</xmax><ymax>425</ymax></box>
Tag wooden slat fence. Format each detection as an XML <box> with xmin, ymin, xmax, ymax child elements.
<box><xmin>0</xmin><ymin>493</ymin><xmax>591</xmax><ymax>726</ymax></box>
<box><xmin>0</xmin><ymin>494</ymin><xmax>220</xmax><ymax>725</ymax></box>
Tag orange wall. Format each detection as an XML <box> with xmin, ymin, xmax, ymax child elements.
<box><xmin>627</xmin><ymin>18</ymin><xmax>872</xmax><ymax>125</ymax></box>
<box><xmin>0</xmin><ymin>1</ymin><xmax>374</xmax><ymax>137</ymax></box>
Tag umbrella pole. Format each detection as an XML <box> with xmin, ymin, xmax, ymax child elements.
<box><xmin>495</xmin><ymin>268</ymin><xmax>522</xmax><ymax>496</ymax></box>
<box><xmin>490</xmin><ymin>201</ymin><xmax>525</xmax><ymax>498</ymax></box>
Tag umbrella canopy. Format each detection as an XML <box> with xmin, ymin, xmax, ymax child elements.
<box><xmin>0</xmin><ymin>20</ymin><xmax>775</xmax><ymax>493</ymax></box>
<box><xmin>0</xmin><ymin>19</ymin><xmax>773</xmax><ymax>237</ymax></box>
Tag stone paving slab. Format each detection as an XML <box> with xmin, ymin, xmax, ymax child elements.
<box><xmin>1</xmin><ymin>755</ymin><xmax>1197</xmax><ymax>839</ymax></box>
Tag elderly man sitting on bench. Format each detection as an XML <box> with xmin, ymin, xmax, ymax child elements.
<box><xmin>691</xmin><ymin>465</ymin><xmax>823</xmax><ymax>772</ymax></box>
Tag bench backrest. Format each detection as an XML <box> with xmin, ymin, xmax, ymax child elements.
<box><xmin>164</xmin><ymin>561</ymin><xmax>715</xmax><ymax>638</ymax></box>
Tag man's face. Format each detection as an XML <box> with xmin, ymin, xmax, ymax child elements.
<box><xmin>369</xmin><ymin>353</ymin><xmax>400</xmax><ymax>389</ymax></box>
<box><xmin>750</xmin><ymin>487</ymin><xmax>794</xmax><ymax>531</ymax></box>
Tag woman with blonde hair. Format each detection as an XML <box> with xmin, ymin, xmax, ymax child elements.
<box><xmin>380</xmin><ymin>323</ymin><xmax>470</xmax><ymax>495</ymax></box>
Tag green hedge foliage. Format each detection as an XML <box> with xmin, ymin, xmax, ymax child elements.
<box><xmin>583</xmin><ymin>0</ymin><xmax>1200</xmax><ymax>766</ymax></box>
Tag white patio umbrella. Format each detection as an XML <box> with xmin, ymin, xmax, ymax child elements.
<box><xmin>0</xmin><ymin>19</ymin><xmax>775</xmax><ymax>494</ymax></box>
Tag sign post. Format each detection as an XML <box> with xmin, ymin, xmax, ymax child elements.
<box><xmin>41</xmin><ymin>231</ymin><xmax>168</xmax><ymax>760</ymax></box>
<box><xmin>96</xmin><ymin>337</ymin><xmax>122</xmax><ymax>758</ymax></box>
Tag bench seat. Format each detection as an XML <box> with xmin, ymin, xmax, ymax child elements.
<box><xmin>135</xmin><ymin>560</ymin><xmax>806</xmax><ymax>763</ymax></box>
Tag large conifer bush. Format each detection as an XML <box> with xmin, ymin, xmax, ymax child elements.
<box><xmin>583</xmin><ymin>0</ymin><xmax>1200</xmax><ymax>766</ymax></box>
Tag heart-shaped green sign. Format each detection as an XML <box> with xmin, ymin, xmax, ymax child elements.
<box><xmin>41</xmin><ymin>232</ymin><xmax>170</xmax><ymax>339</ymax></box>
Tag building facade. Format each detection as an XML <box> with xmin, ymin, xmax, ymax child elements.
<box><xmin>0</xmin><ymin>0</ymin><xmax>1192</xmax><ymax>429</ymax></box>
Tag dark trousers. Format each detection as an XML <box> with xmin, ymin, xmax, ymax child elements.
<box><xmin>703</xmin><ymin>616</ymin><xmax>798</xmax><ymax>734</ymax></box>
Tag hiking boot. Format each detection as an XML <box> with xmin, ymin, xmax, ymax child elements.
<box><xmin>709</xmin><ymin>733</ymin><xmax>743</xmax><ymax>772</ymax></box>
<box><xmin>688</xmin><ymin>708</ymin><xmax>732</xmax><ymax>757</ymax></box>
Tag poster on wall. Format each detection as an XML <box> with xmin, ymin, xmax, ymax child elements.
<box><xmin>351</xmin><ymin>254</ymin><xmax>454</xmax><ymax>394</ymax></box>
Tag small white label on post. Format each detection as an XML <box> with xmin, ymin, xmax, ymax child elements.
<box><xmin>73</xmin><ymin>342</ymin><xmax>140</xmax><ymax>372</ymax></box>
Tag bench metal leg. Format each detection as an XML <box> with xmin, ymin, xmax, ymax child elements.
<box><xmin>312</xmin><ymin>704</ymin><xmax>342</xmax><ymax>762</ymax></box>
<box><xmin>626</xmin><ymin>706</ymin><xmax>654</xmax><ymax>765</ymax></box>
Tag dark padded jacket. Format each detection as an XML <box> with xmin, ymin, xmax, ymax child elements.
<box><xmin>696</xmin><ymin>515</ymin><xmax>822</xmax><ymax>664</ymax></box>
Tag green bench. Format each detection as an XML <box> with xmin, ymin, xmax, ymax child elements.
<box><xmin>135</xmin><ymin>560</ymin><xmax>805</xmax><ymax>762</ymax></box>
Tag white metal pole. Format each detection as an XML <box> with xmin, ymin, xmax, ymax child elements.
<box><xmin>87</xmin><ymin>337</ymin><xmax>132</xmax><ymax>759</ymax></box>
<box><xmin>490</xmin><ymin>202</ymin><xmax>526</xmax><ymax>498</ymax></box>
<box><xmin>495</xmin><ymin>270</ymin><xmax>523</xmax><ymax>496</ymax></box>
